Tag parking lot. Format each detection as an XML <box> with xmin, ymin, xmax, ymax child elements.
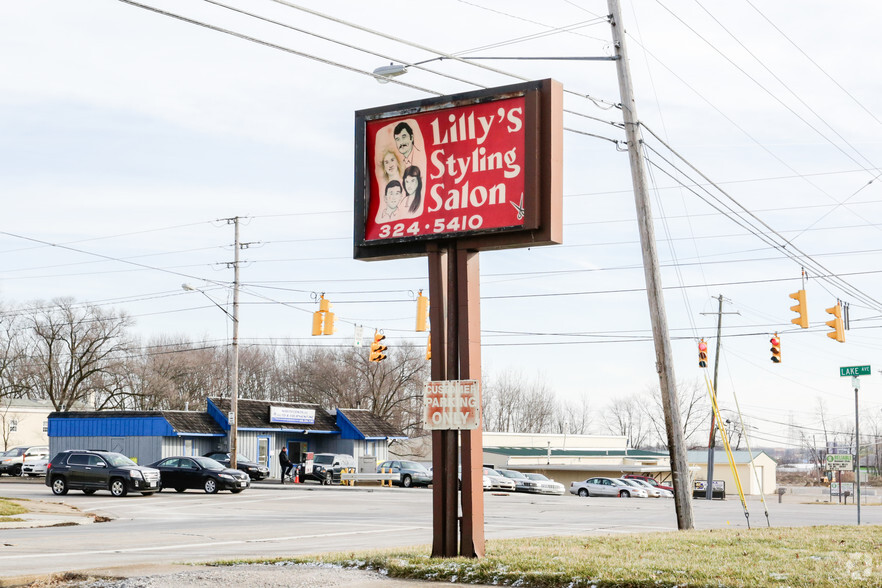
<box><xmin>1</xmin><ymin>477</ymin><xmax>879</xmax><ymax>581</ymax></box>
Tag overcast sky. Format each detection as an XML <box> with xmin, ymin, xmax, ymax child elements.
<box><xmin>2</xmin><ymin>1</ymin><xmax>881</xmax><ymax>448</ymax></box>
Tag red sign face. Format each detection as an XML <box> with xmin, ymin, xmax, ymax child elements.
<box><xmin>363</xmin><ymin>96</ymin><xmax>527</xmax><ymax>242</ymax></box>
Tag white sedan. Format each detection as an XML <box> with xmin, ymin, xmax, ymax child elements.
<box><xmin>627</xmin><ymin>477</ymin><xmax>672</xmax><ymax>498</ymax></box>
<box><xmin>523</xmin><ymin>473</ymin><xmax>565</xmax><ymax>495</ymax></box>
<box><xmin>570</xmin><ymin>476</ymin><xmax>648</xmax><ymax>498</ymax></box>
<box><xmin>22</xmin><ymin>458</ymin><xmax>49</xmax><ymax>477</ymax></box>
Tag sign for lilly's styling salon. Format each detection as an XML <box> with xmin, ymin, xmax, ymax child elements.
<box><xmin>269</xmin><ymin>406</ymin><xmax>316</xmax><ymax>425</ymax></box>
<box><xmin>354</xmin><ymin>79</ymin><xmax>562</xmax><ymax>260</ymax></box>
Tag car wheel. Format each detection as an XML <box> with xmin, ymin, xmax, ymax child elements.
<box><xmin>204</xmin><ymin>478</ymin><xmax>218</xmax><ymax>494</ymax></box>
<box><xmin>51</xmin><ymin>477</ymin><xmax>69</xmax><ymax>496</ymax></box>
<box><xmin>402</xmin><ymin>474</ymin><xmax>413</xmax><ymax>488</ymax></box>
<box><xmin>578</xmin><ymin>488</ymin><xmax>588</xmax><ymax>498</ymax></box>
<box><xmin>83</xmin><ymin>489</ymin><xmax>97</xmax><ymax>495</ymax></box>
<box><xmin>620</xmin><ymin>490</ymin><xmax>630</xmax><ymax>498</ymax></box>
<box><xmin>324</xmin><ymin>472</ymin><xmax>333</xmax><ymax>485</ymax></box>
<box><xmin>175</xmin><ymin>487</ymin><xmax>186</xmax><ymax>493</ymax></box>
<box><xmin>110</xmin><ymin>478</ymin><xmax>128</xmax><ymax>497</ymax></box>
<box><xmin>11</xmin><ymin>464</ymin><xmax>22</xmax><ymax>477</ymax></box>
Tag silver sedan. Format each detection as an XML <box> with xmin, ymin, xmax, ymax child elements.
<box><xmin>569</xmin><ymin>476</ymin><xmax>647</xmax><ymax>498</ymax></box>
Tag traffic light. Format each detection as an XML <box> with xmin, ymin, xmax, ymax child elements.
<box><xmin>825</xmin><ymin>302</ymin><xmax>845</xmax><ymax>343</ymax></box>
<box><xmin>369</xmin><ymin>331</ymin><xmax>387</xmax><ymax>362</ymax></box>
<box><xmin>322</xmin><ymin>311</ymin><xmax>336</xmax><ymax>335</ymax></box>
<box><xmin>770</xmin><ymin>334</ymin><xmax>781</xmax><ymax>363</ymax></box>
<box><xmin>416</xmin><ymin>291</ymin><xmax>429</xmax><ymax>332</ymax></box>
<box><xmin>311</xmin><ymin>295</ymin><xmax>335</xmax><ymax>336</ymax></box>
<box><xmin>789</xmin><ymin>289</ymin><xmax>808</xmax><ymax>329</ymax></box>
<box><xmin>698</xmin><ymin>339</ymin><xmax>708</xmax><ymax>368</ymax></box>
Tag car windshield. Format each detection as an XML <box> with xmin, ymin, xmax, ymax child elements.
<box><xmin>619</xmin><ymin>479</ymin><xmax>639</xmax><ymax>487</ymax></box>
<box><xmin>499</xmin><ymin>470</ymin><xmax>526</xmax><ymax>479</ymax></box>
<box><xmin>525</xmin><ymin>473</ymin><xmax>549</xmax><ymax>481</ymax></box>
<box><xmin>193</xmin><ymin>457</ymin><xmax>225</xmax><ymax>470</ymax></box>
<box><xmin>400</xmin><ymin>461</ymin><xmax>427</xmax><ymax>471</ymax></box>
<box><xmin>314</xmin><ymin>454</ymin><xmax>334</xmax><ymax>465</ymax></box>
<box><xmin>103</xmin><ymin>453</ymin><xmax>138</xmax><ymax>467</ymax></box>
<box><xmin>8</xmin><ymin>448</ymin><xmax>26</xmax><ymax>457</ymax></box>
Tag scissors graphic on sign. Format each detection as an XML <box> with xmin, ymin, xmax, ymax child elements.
<box><xmin>511</xmin><ymin>193</ymin><xmax>525</xmax><ymax>220</ymax></box>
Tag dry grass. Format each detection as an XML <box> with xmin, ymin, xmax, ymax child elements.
<box><xmin>0</xmin><ymin>497</ymin><xmax>27</xmax><ymax>517</ymax></box>
<box><xmin>229</xmin><ymin>525</ymin><xmax>882</xmax><ymax>587</ymax></box>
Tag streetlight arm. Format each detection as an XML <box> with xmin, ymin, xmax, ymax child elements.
<box><xmin>182</xmin><ymin>283</ymin><xmax>237</xmax><ymax>322</ymax></box>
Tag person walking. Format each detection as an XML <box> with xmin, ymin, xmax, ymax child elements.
<box><xmin>279</xmin><ymin>447</ymin><xmax>293</xmax><ymax>484</ymax></box>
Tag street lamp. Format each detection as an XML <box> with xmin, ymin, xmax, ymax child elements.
<box><xmin>182</xmin><ymin>282</ymin><xmax>240</xmax><ymax>470</ymax></box>
<box><xmin>372</xmin><ymin>55</ymin><xmax>618</xmax><ymax>82</ymax></box>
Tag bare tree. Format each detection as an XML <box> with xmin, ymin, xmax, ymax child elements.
<box><xmin>482</xmin><ymin>370</ymin><xmax>557</xmax><ymax>433</ymax></box>
<box><xmin>642</xmin><ymin>379</ymin><xmax>711</xmax><ymax>449</ymax></box>
<box><xmin>21</xmin><ymin>298</ymin><xmax>132</xmax><ymax>410</ymax></box>
<box><xmin>601</xmin><ymin>394</ymin><xmax>650</xmax><ymax>448</ymax></box>
<box><xmin>557</xmin><ymin>391</ymin><xmax>593</xmax><ymax>435</ymax></box>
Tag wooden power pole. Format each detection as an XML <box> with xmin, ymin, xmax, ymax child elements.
<box><xmin>608</xmin><ymin>0</ymin><xmax>694</xmax><ymax>529</ymax></box>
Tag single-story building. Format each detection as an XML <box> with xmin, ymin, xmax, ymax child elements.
<box><xmin>686</xmin><ymin>450</ymin><xmax>777</xmax><ymax>496</ymax></box>
<box><xmin>480</xmin><ymin>432</ymin><xmax>673</xmax><ymax>489</ymax></box>
<box><xmin>49</xmin><ymin>397</ymin><xmax>405</xmax><ymax>478</ymax></box>
<box><xmin>1</xmin><ymin>398</ymin><xmax>53</xmax><ymax>450</ymax></box>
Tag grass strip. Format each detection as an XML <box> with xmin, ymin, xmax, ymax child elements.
<box><xmin>0</xmin><ymin>498</ymin><xmax>27</xmax><ymax>517</ymax></box>
<box><xmin>216</xmin><ymin>525</ymin><xmax>882</xmax><ymax>587</ymax></box>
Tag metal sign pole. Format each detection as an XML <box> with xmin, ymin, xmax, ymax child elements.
<box><xmin>854</xmin><ymin>376</ymin><xmax>860</xmax><ymax>525</ymax></box>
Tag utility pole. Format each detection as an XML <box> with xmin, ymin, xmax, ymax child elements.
<box><xmin>700</xmin><ymin>295</ymin><xmax>739</xmax><ymax>500</ymax></box>
<box><xmin>608</xmin><ymin>0</ymin><xmax>693</xmax><ymax>529</ymax></box>
<box><xmin>224</xmin><ymin>217</ymin><xmax>245</xmax><ymax>470</ymax></box>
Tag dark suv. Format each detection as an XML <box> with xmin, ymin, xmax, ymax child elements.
<box><xmin>46</xmin><ymin>450</ymin><xmax>161</xmax><ymax>497</ymax></box>
<box><xmin>305</xmin><ymin>453</ymin><xmax>357</xmax><ymax>484</ymax></box>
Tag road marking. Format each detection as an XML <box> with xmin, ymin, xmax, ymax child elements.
<box><xmin>0</xmin><ymin>526</ymin><xmax>430</xmax><ymax>560</ymax></box>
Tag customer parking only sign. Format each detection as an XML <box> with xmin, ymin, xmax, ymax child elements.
<box><xmin>423</xmin><ymin>380</ymin><xmax>481</xmax><ymax>430</ymax></box>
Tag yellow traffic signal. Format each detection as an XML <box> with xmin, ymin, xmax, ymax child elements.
<box><xmin>825</xmin><ymin>303</ymin><xmax>845</xmax><ymax>343</ymax></box>
<box><xmin>770</xmin><ymin>334</ymin><xmax>781</xmax><ymax>363</ymax></box>
<box><xmin>322</xmin><ymin>311</ymin><xmax>336</xmax><ymax>335</ymax></box>
<box><xmin>319</xmin><ymin>295</ymin><xmax>331</xmax><ymax>313</ymax></box>
<box><xmin>369</xmin><ymin>331</ymin><xmax>387</xmax><ymax>362</ymax></box>
<box><xmin>698</xmin><ymin>339</ymin><xmax>708</xmax><ymax>368</ymax></box>
<box><xmin>425</xmin><ymin>333</ymin><xmax>431</xmax><ymax>360</ymax></box>
<box><xmin>311</xmin><ymin>311</ymin><xmax>323</xmax><ymax>336</ymax></box>
<box><xmin>789</xmin><ymin>289</ymin><xmax>808</xmax><ymax>329</ymax></box>
<box><xmin>416</xmin><ymin>291</ymin><xmax>429</xmax><ymax>332</ymax></box>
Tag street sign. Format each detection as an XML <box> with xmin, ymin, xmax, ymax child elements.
<box><xmin>423</xmin><ymin>380</ymin><xmax>481</xmax><ymax>430</ymax></box>
<box><xmin>826</xmin><ymin>454</ymin><xmax>853</xmax><ymax>471</ymax></box>
<box><xmin>840</xmin><ymin>365</ymin><xmax>871</xmax><ymax>377</ymax></box>
<box><xmin>831</xmin><ymin>482</ymin><xmax>854</xmax><ymax>497</ymax></box>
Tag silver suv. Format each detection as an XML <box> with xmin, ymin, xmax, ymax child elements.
<box><xmin>308</xmin><ymin>453</ymin><xmax>357</xmax><ymax>485</ymax></box>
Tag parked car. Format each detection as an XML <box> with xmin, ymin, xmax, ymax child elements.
<box><xmin>615</xmin><ymin>478</ymin><xmax>650</xmax><ymax>498</ymax></box>
<box><xmin>203</xmin><ymin>452</ymin><xmax>271</xmax><ymax>480</ymax></box>
<box><xmin>627</xmin><ymin>477</ymin><xmax>672</xmax><ymax>498</ymax></box>
<box><xmin>376</xmin><ymin>460</ymin><xmax>432</xmax><ymax>488</ymax></box>
<box><xmin>306</xmin><ymin>453</ymin><xmax>357</xmax><ymax>485</ymax></box>
<box><xmin>570</xmin><ymin>476</ymin><xmax>645</xmax><ymax>498</ymax></box>
<box><xmin>0</xmin><ymin>445</ymin><xmax>49</xmax><ymax>477</ymax></box>
<box><xmin>522</xmin><ymin>472</ymin><xmax>566</xmax><ymax>495</ymax></box>
<box><xmin>495</xmin><ymin>469</ymin><xmax>543</xmax><ymax>493</ymax></box>
<box><xmin>151</xmin><ymin>456</ymin><xmax>250</xmax><ymax>494</ymax></box>
<box><xmin>45</xmin><ymin>450</ymin><xmax>161</xmax><ymax>497</ymax></box>
<box><xmin>482</xmin><ymin>467</ymin><xmax>516</xmax><ymax>492</ymax></box>
<box><xmin>22</xmin><ymin>457</ymin><xmax>49</xmax><ymax>477</ymax></box>
<box><xmin>622</xmin><ymin>474</ymin><xmax>674</xmax><ymax>492</ymax></box>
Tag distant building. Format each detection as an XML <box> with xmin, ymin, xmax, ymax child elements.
<box><xmin>1</xmin><ymin>398</ymin><xmax>52</xmax><ymax>450</ymax></box>
<box><xmin>686</xmin><ymin>450</ymin><xmax>777</xmax><ymax>496</ymax></box>
<box><xmin>480</xmin><ymin>432</ymin><xmax>672</xmax><ymax>489</ymax></box>
<box><xmin>48</xmin><ymin>397</ymin><xmax>404</xmax><ymax>477</ymax></box>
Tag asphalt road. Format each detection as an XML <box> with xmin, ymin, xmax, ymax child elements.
<box><xmin>1</xmin><ymin>479</ymin><xmax>878</xmax><ymax>580</ymax></box>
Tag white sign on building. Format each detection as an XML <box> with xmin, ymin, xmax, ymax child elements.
<box><xmin>269</xmin><ymin>406</ymin><xmax>316</xmax><ymax>425</ymax></box>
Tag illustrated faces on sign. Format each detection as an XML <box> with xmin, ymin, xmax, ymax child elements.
<box><xmin>382</xmin><ymin>180</ymin><xmax>404</xmax><ymax>219</ymax></box>
<box><xmin>394</xmin><ymin>122</ymin><xmax>415</xmax><ymax>161</ymax></box>
<box><xmin>381</xmin><ymin>149</ymin><xmax>401</xmax><ymax>183</ymax></box>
